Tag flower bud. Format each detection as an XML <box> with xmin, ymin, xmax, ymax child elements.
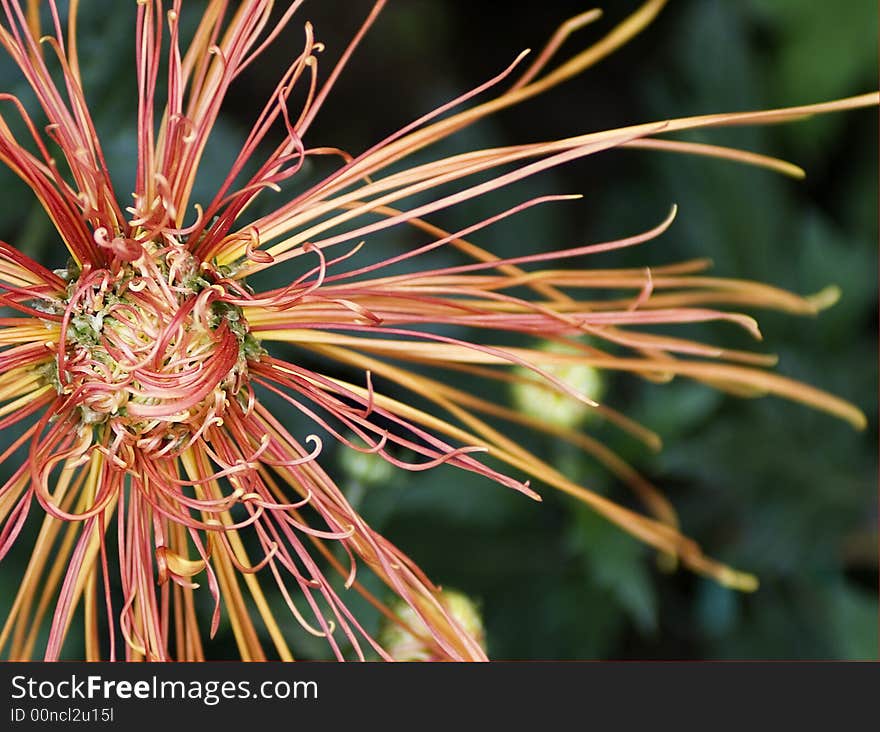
<box><xmin>380</xmin><ymin>589</ymin><xmax>486</xmax><ymax>661</ymax></box>
<box><xmin>510</xmin><ymin>340</ymin><xmax>605</xmax><ymax>428</ymax></box>
<box><xmin>339</xmin><ymin>445</ymin><xmax>395</xmax><ymax>487</ymax></box>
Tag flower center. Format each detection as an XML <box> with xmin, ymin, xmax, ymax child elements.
<box><xmin>55</xmin><ymin>245</ymin><xmax>258</xmax><ymax>453</ymax></box>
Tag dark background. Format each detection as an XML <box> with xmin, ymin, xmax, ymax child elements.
<box><xmin>0</xmin><ymin>0</ymin><xmax>876</xmax><ymax>659</ymax></box>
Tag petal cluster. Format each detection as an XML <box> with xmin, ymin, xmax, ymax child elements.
<box><xmin>0</xmin><ymin>0</ymin><xmax>873</xmax><ymax>660</ymax></box>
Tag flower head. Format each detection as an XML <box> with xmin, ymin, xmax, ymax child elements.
<box><xmin>0</xmin><ymin>0</ymin><xmax>874</xmax><ymax>660</ymax></box>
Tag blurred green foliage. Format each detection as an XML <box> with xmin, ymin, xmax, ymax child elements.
<box><xmin>0</xmin><ymin>0</ymin><xmax>875</xmax><ymax>660</ymax></box>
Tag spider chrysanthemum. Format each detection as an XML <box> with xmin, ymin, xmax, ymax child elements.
<box><xmin>0</xmin><ymin>0</ymin><xmax>874</xmax><ymax>661</ymax></box>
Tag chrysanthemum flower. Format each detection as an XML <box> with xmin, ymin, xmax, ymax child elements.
<box><xmin>0</xmin><ymin>0</ymin><xmax>874</xmax><ymax>661</ymax></box>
